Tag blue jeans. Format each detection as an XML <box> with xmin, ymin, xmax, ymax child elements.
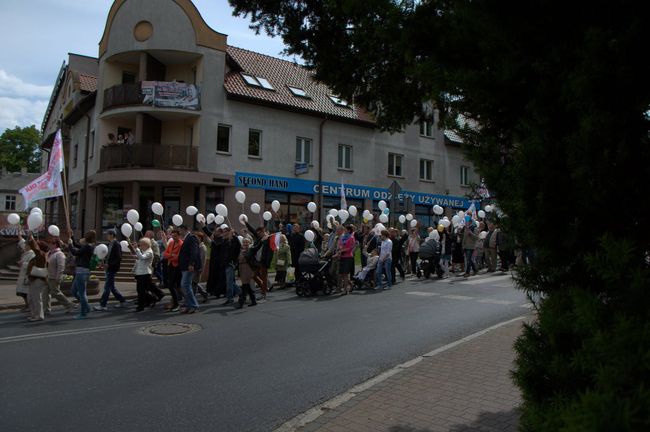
<box><xmin>464</xmin><ymin>249</ymin><xmax>477</xmax><ymax>274</ymax></box>
<box><xmin>71</xmin><ymin>268</ymin><xmax>90</xmax><ymax>315</ymax></box>
<box><xmin>100</xmin><ymin>271</ymin><xmax>125</xmax><ymax>306</ymax></box>
<box><xmin>225</xmin><ymin>264</ymin><xmax>241</xmax><ymax>301</ymax></box>
<box><xmin>181</xmin><ymin>270</ymin><xmax>199</xmax><ymax>310</ymax></box>
<box><xmin>375</xmin><ymin>258</ymin><xmax>393</xmax><ymax>289</ymax></box>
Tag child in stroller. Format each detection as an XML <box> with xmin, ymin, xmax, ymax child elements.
<box><xmin>354</xmin><ymin>249</ymin><xmax>379</xmax><ymax>290</ymax></box>
<box><xmin>296</xmin><ymin>247</ymin><xmax>336</xmax><ymax>296</ymax></box>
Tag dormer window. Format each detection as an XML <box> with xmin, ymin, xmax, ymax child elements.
<box><xmin>288</xmin><ymin>86</ymin><xmax>309</xmax><ymax>98</ymax></box>
<box><xmin>329</xmin><ymin>95</ymin><xmax>350</xmax><ymax>107</ymax></box>
<box><xmin>241</xmin><ymin>73</ymin><xmax>274</xmax><ymax>90</ymax></box>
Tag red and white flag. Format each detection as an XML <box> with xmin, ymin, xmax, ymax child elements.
<box><xmin>340</xmin><ymin>181</ymin><xmax>347</xmax><ymax>210</ymax></box>
<box><xmin>19</xmin><ymin>170</ymin><xmax>63</xmax><ymax>210</ymax></box>
<box><xmin>47</xmin><ymin>129</ymin><xmax>64</xmax><ymax>188</ymax></box>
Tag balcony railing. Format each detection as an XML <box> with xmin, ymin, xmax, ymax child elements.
<box><xmin>99</xmin><ymin>143</ymin><xmax>198</xmax><ymax>171</ymax></box>
<box><xmin>103</xmin><ymin>81</ymin><xmax>200</xmax><ymax>111</ymax></box>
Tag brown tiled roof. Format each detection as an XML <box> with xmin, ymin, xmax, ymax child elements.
<box><xmin>79</xmin><ymin>73</ymin><xmax>97</xmax><ymax>92</ymax></box>
<box><xmin>224</xmin><ymin>46</ymin><xmax>375</xmax><ymax>126</ymax></box>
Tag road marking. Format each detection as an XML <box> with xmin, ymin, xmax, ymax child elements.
<box><xmin>458</xmin><ymin>274</ymin><xmax>512</xmax><ymax>285</ymax></box>
<box><xmin>405</xmin><ymin>291</ymin><xmax>441</xmax><ymax>297</ymax></box>
<box><xmin>273</xmin><ymin>315</ymin><xmax>528</xmax><ymax>432</ymax></box>
<box><xmin>477</xmin><ymin>299</ymin><xmax>517</xmax><ymax>305</ymax></box>
<box><xmin>0</xmin><ymin>320</ymin><xmax>158</xmax><ymax>344</ymax></box>
<box><xmin>441</xmin><ymin>295</ymin><xmax>475</xmax><ymax>300</ymax></box>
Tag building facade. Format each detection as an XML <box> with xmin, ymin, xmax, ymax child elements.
<box><xmin>42</xmin><ymin>0</ymin><xmax>479</xmax><ymax>235</ymax></box>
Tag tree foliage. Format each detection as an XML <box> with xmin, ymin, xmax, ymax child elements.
<box><xmin>0</xmin><ymin>125</ymin><xmax>41</xmax><ymax>172</ymax></box>
<box><xmin>228</xmin><ymin>0</ymin><xmax>650</xmax><ymax>429</ymax></box>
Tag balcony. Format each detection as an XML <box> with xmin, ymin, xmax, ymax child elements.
<box><xmin>103</xmin><ymin>81</ymin><xmax>200</xmax><ymax>112</ymax></box>
<box><xmin>99</xmin><ymin>143</ymin><xmax>197</xmax><ymax>171</ymax></box>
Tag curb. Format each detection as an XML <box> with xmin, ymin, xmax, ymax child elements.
<box><xmin>0</xmin><ymin>294</ymin><xmax>140</xmax><ymax>312</ymax></box>
<box><xmin>273</xmin><ymin>315</ymin><xmax>527</xmax><ymax>432</ymax></box>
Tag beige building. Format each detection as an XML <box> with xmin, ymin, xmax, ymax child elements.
<box><xmin>41</xmin><ymin>0</ymin><xmax>479</xmax><ymax>236</ymax></box>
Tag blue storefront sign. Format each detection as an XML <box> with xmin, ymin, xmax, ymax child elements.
<box><xmin>235</xmin><ymin>172</ymin><xmax>471</xmax><ymax>209</ymax></box>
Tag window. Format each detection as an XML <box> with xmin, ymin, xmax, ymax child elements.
<box><xmin>5</xmin><ymin>195</ymin><xmax>16</xmax><ymax>211</ymax></box>
<box><xmin>338</xmin><ymin>144</ymin><xmax>352</xmax><ymax>170</ymax></box>
<box><xmin>460</xmin><ymin>165</ymin><xmax>470</xmax><ymax>186</ymax></box>
<box><xmin>420</xmin><ymin>119</ymin><xmax>434</xmax><ymax>137</ymax></box>
<box><xmin>296</xmin><ymin>137</ymin><xmax>312</xmax><ymax>164</ymax></box>
<box><xmin>329</xmin><ymin>95</ymin><xmax>350</xmax><ymax>107</ymax></box>
<box><xmin>122</xmin><ymin>71</ymin><xmax>136</xmax><ymax>84</ymax></box>
<box><xmin>388</xmin><ymin>153</ymin><xmax>403</xmax><ymax>177</ymax></box>
<box><xmin>216</xmin><ymin>124</ymin><xmax>231</xmax><ymax>153</ymax></box>
<box><xmin>89</xmin><ymin>130</ymin><xmax>95</xmax><ymax>158</ymax></box>
<box><xmin>70</xmin><ymin>192</ymin><xmax>78</xmax><ymax>230</ymax></box>
<box><xmin>248</xmin><ymin>129</ymin><xmax>262</xmax><ymax>158</ymax></box>
<box><xmin>73</xmin><ymin>142</ymin><xmax>79</xmax><ymax>168</ymax></box>
<box><xmin>288</xmin><ymin>86</ymin><xmax>309</xmax><ymax>98</ymax></box>
<box><xmin>419</xmin><ymin>159</ymin><xmax>433</xmax><ymax>181</ymax></box>
<box><xmin>241</xmin><ymin>73</ymin><xmax>274</xmax><ymax>90</ymax></box>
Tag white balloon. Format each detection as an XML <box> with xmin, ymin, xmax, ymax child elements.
<box><xmin>311</xmin><ymin>220</ymin><xmax>320</xmax><ymax>229</ymax></box>
<box><xmin>126</xmin><ymin>209</ymin><xmax>139</xmax><ymax>225</ymax></box>
<box><xmin>367</xmin><ymin>213</ymin><xmax>374</xmax><ymax>221</ymax></box>
<box><xmin>452</xmin><ymin>215</ymin><xmax>461</xmax><ymax>226</ymax></box>
<box><xmin>7</xmin><ymin>213</ymin><xmax>20</xmax><ymax>225</ymax></box>
<box><xmin>379</xmin><ymin>214</ymin><xmax>389</xmax><ymax>223</ymax></box>
<box><xmin>120</xmin><ymin>240</ymin><xmax>129</xmax><ymax>252</ymax></box>
<box><xmin>48</xmin><ymin>225</ymin><xmax>60</xmax><ymax>237</ymax></box>
<box><xmin>172</xmin><ymin>214</ymin><xmax>183</xmax><ymax>226</ymax></box>
<box><xmin>478</xmin><ymin>210</ymin><xmax>486</xmax><ymax>219</ymax></box>
<box><xmin>134</xmin><ymin>222</ymin><xmax>143</xmax><ymax>232</ymax></box>
<box><xmin>271</xmin><ymin>200</ymin><xmax>281</xmax><ymax>212</ymax></box>
<box><xmin>196</xmin><ymin>213</ymin><xmax>206</xmax><ymax>224</ymax></box>
<box><xmin>479</xmin><ymin>231</ymin><xmax>488</xmax><ymax>240</ymax></box>
<box><xmin>338</xmin><ymin>209</ymin><xmax>349</xmax><ymax>222</ymax></box>
<box><xmin>237</xmin><ymin>235</ymin><xmax>244</xmax><ymax>244</ymax></box>
<box><xmin>30</xmin><ymin>207</ymin><xmax>43</xmax><ymax>215</ymax></box>
<box><xmin>373</xmin><ymin>223</ymin><xmax>385</xmax><ymax>235</ymax></box>
<box><xmin>216</xmin><ymin>204</ymin><xmax>228</xmax><ymax>217</ymax></box>
<box><xmin>186</xmin><ymin>206</ymin><xmax>198</xmax><ymax>216</ymax></box>
<box><xmin>328</xmin><ymin>209</ymin><xmax>338</xmax><ymax>217</ymax></box>
<box><xmin>362</xmin><ymin>210</ymin><xmax>370</xmax><ymax>218</ymax></box>
<box><xmin>433</xmin><ymin>205</ymin><xmax>443</xmax><ymax>215</ymax></box>
<box><xmin>239</xmin><ymin>214</ymin><xmax>248</xmax><ymax>225</ymax></box>
<box><xmin>410</xmin><ymin>219</ymin><xmax>418</xmax><ymax>228</ymax></box>
<box><xmin>406</xmin><ymin>213</ymin><xmax>413</xmax><ymax>221</ymax></box>
<box><xmin>429</xmin><ymin>231</ymin><xmax>440</xmax><ymax>241</ymax></box>
<box><xmin>235</xmin><ymin>191</ymin><xmax>246</xmax><ymax>204</ymax></box>
<box><xmin>121</xmin><ymin>223</ymin><xmax>133</xmax><ymax>237</ymax></box>
<box><xmin>263</xmin><ymin>211</ymin><xmax>272</xmax><ymax>221</ymax></box>
<box><xmin>441</xmin><ymin>219</ymin><xmax>451</xmax><ymax>228</ymax></box>
<box><xmin>378</xmin><ymin>200</ymin><xmax>387</xmax><ymax>210</ymax></box>
<box><xmin>215</xmin><ymin>215</ymin><xmax>225</xmax><ymax>225</ymax></box>
<box><xmin>348</xmin><ymin>205</ymin><xmax>357</xmax><ymax>217</ymax></box>
<box><xmin>304</xmin><ymin>230</ymin><xmax>315</xmax><ymax>242</ymax></box>
<box><xmin>307</xmin><ymin>202</ymin><xmax>317</xmax><ymax>213</ymax></box>
<box><xmin>250</xmin><ymin>203</ymin><xmax>261</xmax><ymax>214</ymax></box>
<box><xmin>458</xmin><ymin>211</ymin><xmax>465</xmax><ymax>219</ymax></box>
<box><xmin>94</xmin><ymin>244</ymin><xmax>109</xmax><ymax>259</ymax></box>
<box><xmin>484</xmin><ymin>205</ymin><xmax>493</xmax><ymax>213</ymax></box>
<box><xmin>207</xmin><ymin>213</ymin><xmax>215</xmax><ymax>224</ymax></box>
<box><xmin>398</xmin><ymin>215</ymin><xmax>406</xmax><ymax>224</ymax></box>
<box><xmin>27</xmin><ymin>213</ymin><xmax>43</xmax><ymax>231</ymax></box>
<box><xmin>151</xmin><ymin>202</ymin><xmax>164</xmax><ymax>216</ymax></box>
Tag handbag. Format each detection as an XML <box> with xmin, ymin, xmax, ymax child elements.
<box><xmin>30</xmin><ymin>266</ymin><xmax>48</xmax><ymax>278</ymax></box>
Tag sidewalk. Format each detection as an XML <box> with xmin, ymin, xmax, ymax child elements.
<box><xmin>282</xmin><ymin>317</ymin><xmax>527</xmax><ymax>432</ymax></box>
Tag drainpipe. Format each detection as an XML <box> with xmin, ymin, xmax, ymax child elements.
<box><xmin>80</xmin><ymin>113</ymin><xmax>91</xmax><ymax>234</ymax></box>
<box><xmin>318</xmin><ymin>117</ymin><xmax>327</xmax><ymax>223</ymax></box>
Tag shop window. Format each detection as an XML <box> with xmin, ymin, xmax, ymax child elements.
<box><xmin>102</xmin><ymin>187</ymin><xmax>123</xmax><ymax>230</ymax></box>
<box><xmin>206</xmin><ymin>187</ymin><xmax>224</xmax><ymax>214</ymax></box>
<box><xmin>265</xmin><ymin>192</ymin><xmax>312</xmax><ymax>226</ymax></box>
<box><xmin>296</xmin><ymin>137</ymin><xmax>312</xmax><ymax>164</ymax></box>
<box><xmin>217</xmin><ymin>124</ymin><xmax>231</xmax><ymax>154</ymax></box>
<box><xmin>5</xmin><ymin>195</ymin><xmax>16</xmax><ymax>211</ymax></box>
<box><xmin>248</xmin><ymin>129</ymin><xmax>262</xmax><ymax>158</ymax></box>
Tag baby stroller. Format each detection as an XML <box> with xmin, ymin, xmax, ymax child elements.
<box><xmin>418</xmin><ymin>239</ymin><xmax>444</xmax><ymax>279</ymax></box>
<box><xmin>296</xmin><ymin>248</ymin><xmax>335</xmax><ymax>296</ymax></box>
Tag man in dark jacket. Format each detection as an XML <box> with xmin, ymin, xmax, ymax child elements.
<box><xmin>245</xmin><ymin>221</ymin><xmax>273</xmax><ymax>300</ymax></box>
<box><xmin>202</xmin><ymin>224</ymin><xmax>227</xmax><ymax>298</ymax></box>
<box><xmin>390</xmin><ymin>229</ymin><xmax>408</xmax><ymax>284</ymax></box>
<box><xmin>288</xmin><ymin>223</ymin><xmax>305</xmax><ymax>282</ymax></box>
<box><xmin>178</xmin><ymin>225</ymin><xmax>201</xmax><ymax>313</ymax></box>
<box><xmin>222</xmin><ymin>225</ymin><xmax>242</xmax><ymax>305</ymax></box>
<box><xmin>94</xmin><ymin>229</ymin><xmax>127</xmax><ymax>311</ymax></box>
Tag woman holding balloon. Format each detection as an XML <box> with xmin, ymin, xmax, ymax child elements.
<box><xmin>66</xmin><ymin>230</ymin><xmax>97</xmax><ymax>319</ymax></box>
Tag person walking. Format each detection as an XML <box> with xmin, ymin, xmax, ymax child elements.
<box><xmin>193</xmin><ymin>230</ymin><xmax>209</xmax><ymax>303</ymax></box>
<box><xmin>45</xmin><ymin>238</ymin><xmax>74</xmax><ymax>314</ymax></box>
<box><xmin>162</xmin><ymin>229</ymin><xmax>183</xmax><ymax>311</ymax></box>
<box><xmin>177</xmin><ymin>224</ymin><xmax>201</xmax><ymax>313</ymax></box>
<box><xmin>273</xmin><ymin>235</ymin><xmax>292</xmax><ymax>289</ymax></box>
<box><xmin>15</xmin><ymin>232</ymin><xmax>35</xmax><ymax>311</ymax></box>
<box><xmin>484</xmin><ymin>222</ymin><xmax>498</xmax><ymax>272</ymax></box>
<box><xmin>439</xmin><ymin>225</ymin><xmax>453</xmax><ymax>278</ymax></box>
<box><xmin>26</xmin><ymin>235</ymin><xmax>49</xmax><ymax>322</ymax></box>
<box><xmin>375</xmin><ymin>230</ymin><xmax>393</xmax><ymax>290</ymax></box>
<box><xmin>221</xmin><ymin>225</ymin><xmax>241</xmax><ymax>306</ymax></box>
<box><xmin>288</xmin><ymin>224</ymin><xmax>304</xmax><ymax>283</ymax></box>
<box><xmin>245</xmin><ymin>222</ymin><xmax>273</xmax><ymax>300</ymax></box>
<box><xmin>390</xmin><ymin>228</ymin><xmax>408</xmax><ymax>284</ymax></box>
<box><xmin>337</xmin><ymin>225</ymin><xmax>356</xmax><ymax>295</ymax></box>
<box><xmin>67</xmin><ymin>230</ymin><xmax>96</xmax><ymax>319</ymax></box>
<box><xmin>130</xmin><ymin>237</ymin><xmax>155</xmax><ymax>312</ymax></box>
<box><xmin>237</xmin><ymin>237</ymin><xmax>258</xmax><ymax>308</ymax></box>
<box><xmin>461</xmin><ymin>219</ymin><xmax>478</xmax><ymax>277</ymax></box>
<box><xmin>93</xmin><ymin>229</ymin><xmax>127</xmax><ymax>311</ymax></box>
<box><xmin>407</xmin><ymin>228</ymin><xmax>421</xmax><ymax>276</ymax></box>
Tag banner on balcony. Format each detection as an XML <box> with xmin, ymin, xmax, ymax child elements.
<box><xmin>141</xmin><ymin>81</ymin><xmax>200</xmax><ymax>110</ymax></box>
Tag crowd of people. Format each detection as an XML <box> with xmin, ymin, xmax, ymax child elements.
<box><xmin>14</xmin><ymin>212</ymin><xmax>517</xmax><ymax>322</ymax></box>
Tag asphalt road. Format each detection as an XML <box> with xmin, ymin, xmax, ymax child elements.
<box><xmin>0</xmin><ymin>272</ymin><xmax>528</xmax><ymax>432</ymax></box>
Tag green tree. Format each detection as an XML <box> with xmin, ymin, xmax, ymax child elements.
<box><xmin>228</xmin><ymin>0</ymin><xmax>650</xmax><ymax>429</ymax></box>
<box><xmin>0</xmin><ymin>125</ymin><xmax>41</xmax><ymax>172</ymax></box>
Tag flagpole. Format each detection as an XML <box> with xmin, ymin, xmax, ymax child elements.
<box><xmin>60</xmin><ymin>162</ymin><xmax>72</xmax><ymax>235</ymax></box>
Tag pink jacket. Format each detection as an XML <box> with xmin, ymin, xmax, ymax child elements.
<box><xmin>337</xmin><ymin>234</ymin><xmax>356</xmax><ymax>258</ymax></box>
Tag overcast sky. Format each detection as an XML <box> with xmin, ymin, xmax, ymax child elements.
<box><xmin>0</xmin><ymin>0</ymin><xmax>291</xmax><ymax>133</ymax></box>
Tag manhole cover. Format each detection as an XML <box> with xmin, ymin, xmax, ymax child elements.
<box><xmin>138</xmin><ymin>323</ymin><xmax>202</xmax><ymax>337</ymax></box>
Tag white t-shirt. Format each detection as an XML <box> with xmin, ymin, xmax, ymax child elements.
<box><xmin>379</xmin><ymin>238</ymin><xmax>393</xmax><ymax>261</ymax></box>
